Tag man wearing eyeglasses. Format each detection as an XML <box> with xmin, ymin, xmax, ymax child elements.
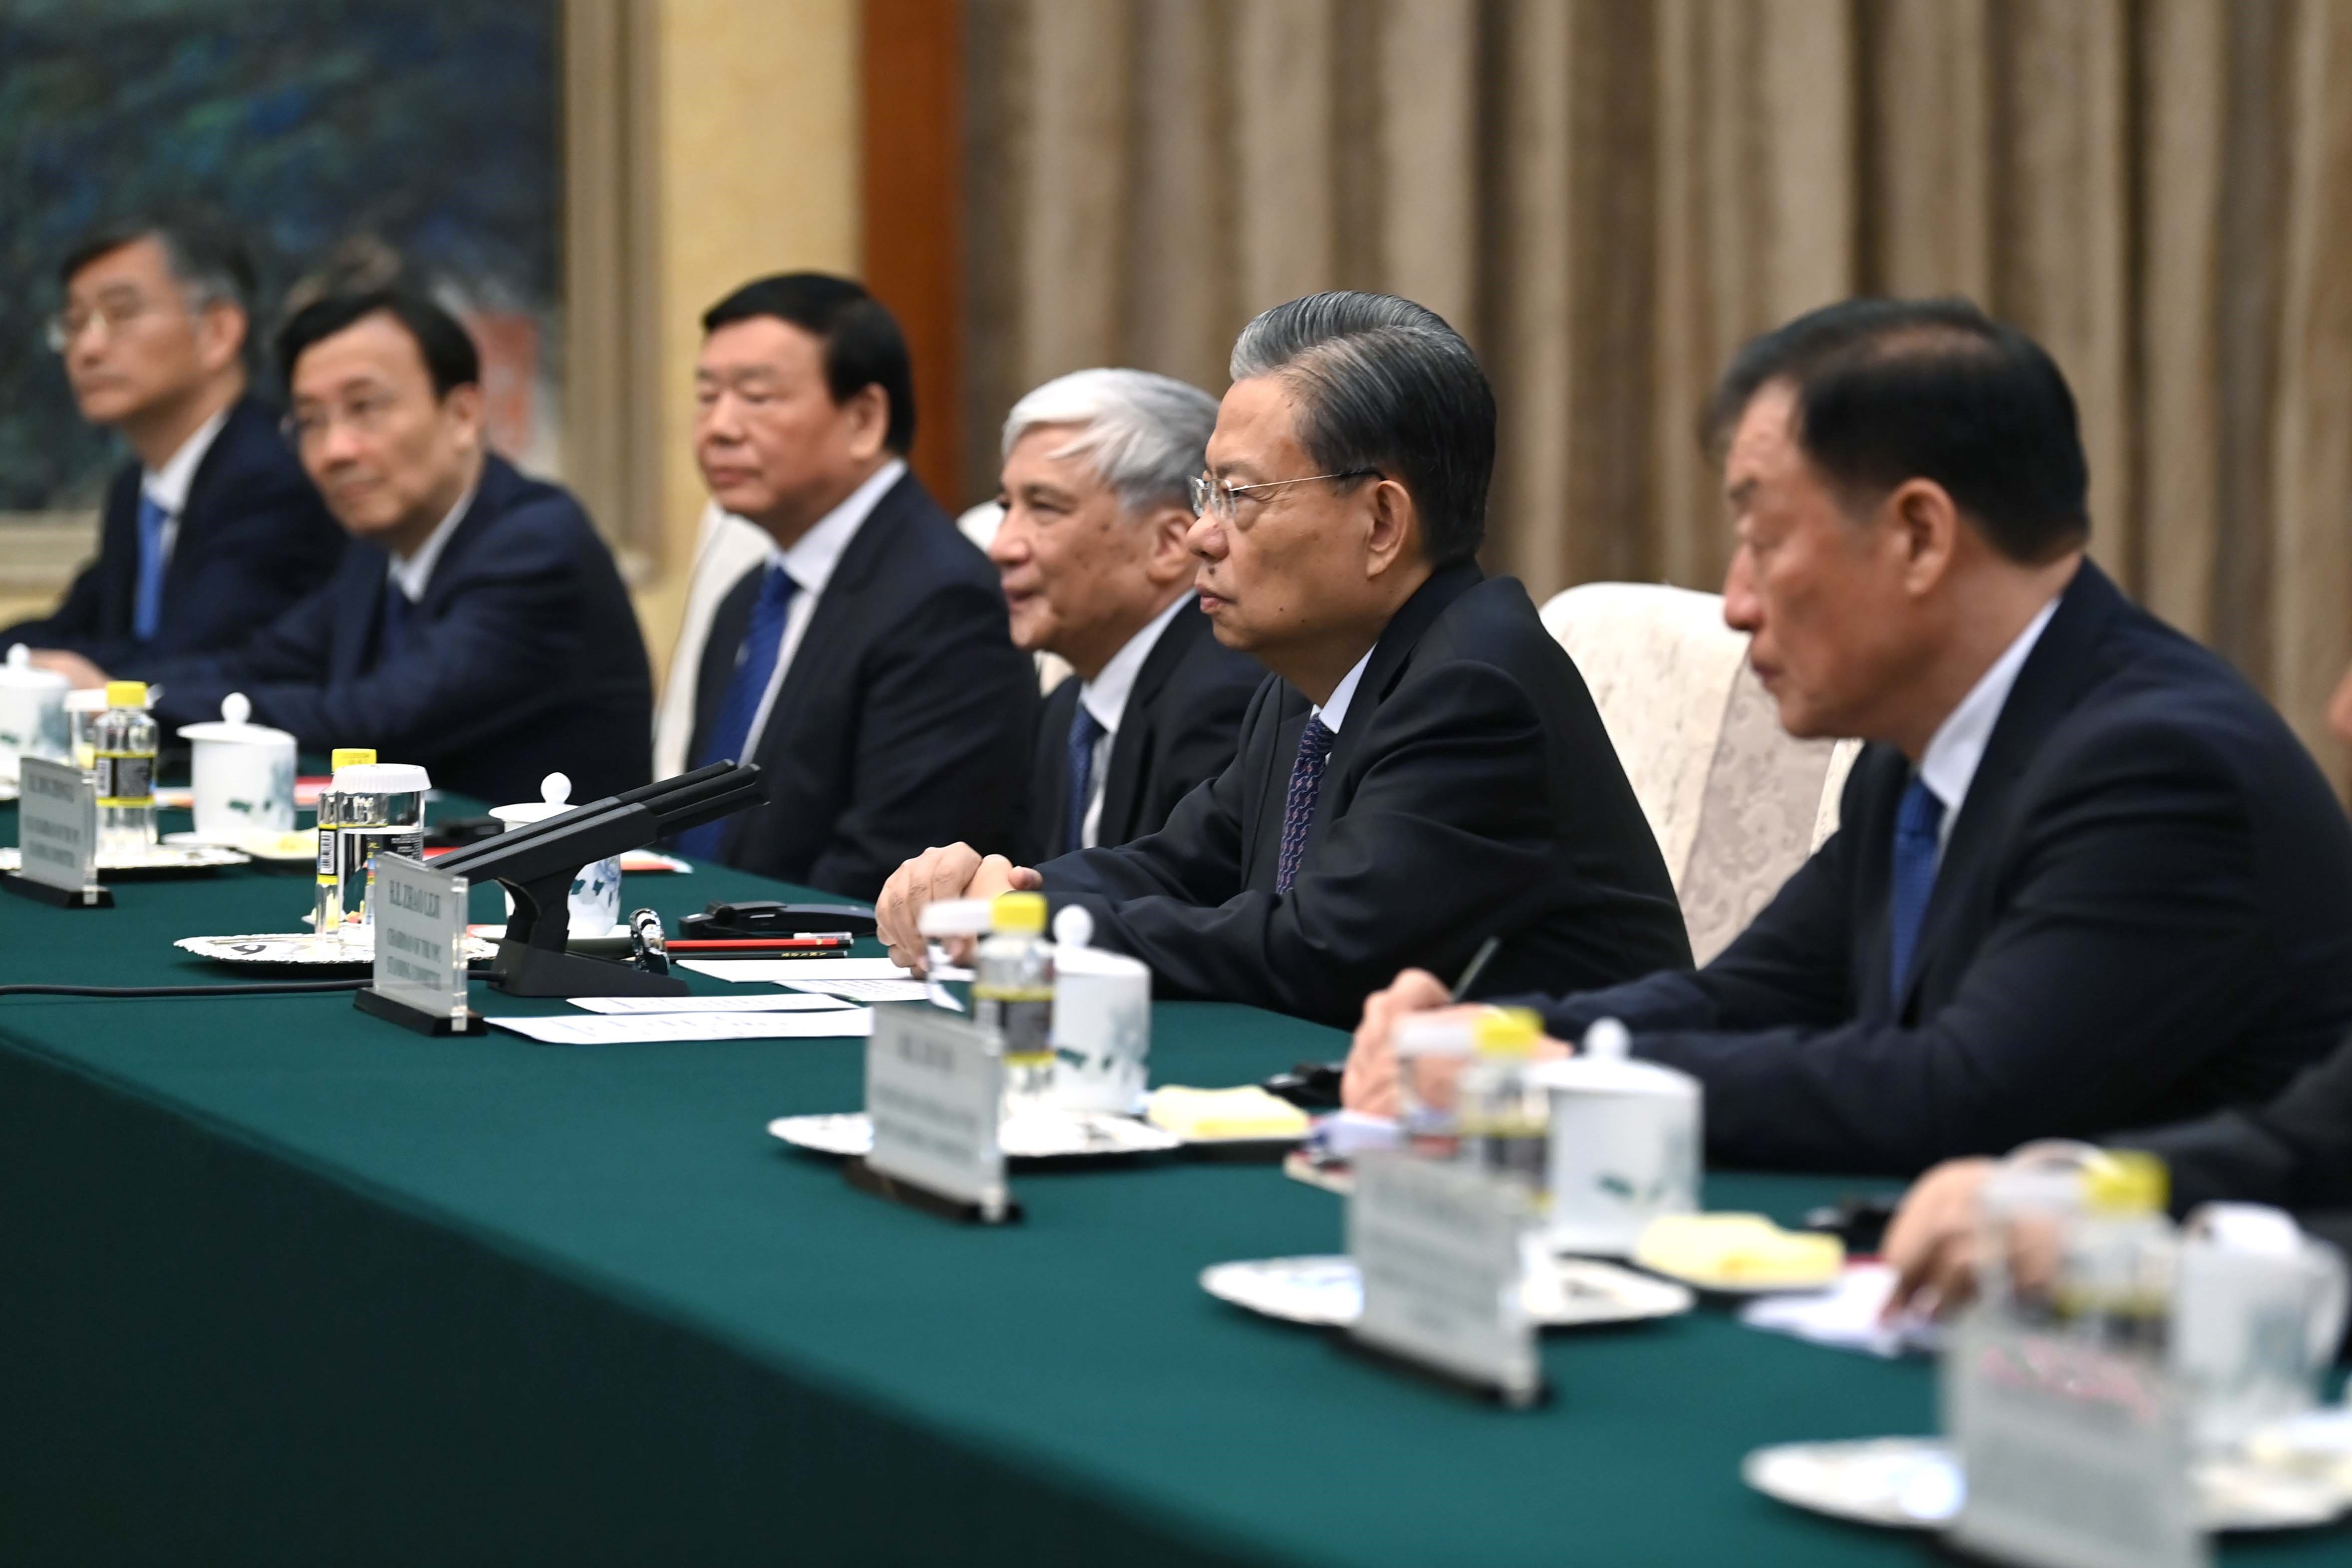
<box><xmin>878</xmin><ymin>291</ymin><xmax>1690</xmax><ymax>1027</ymax></box>
<box><xmin>8</xmin><ymin>211</ymin><xmax>343</xmax><ymax>678</ymax></box>
<box><xmin>91</xmin><ymin>286</ymin><xmax>652</xmax><ymax>804</ymax></box>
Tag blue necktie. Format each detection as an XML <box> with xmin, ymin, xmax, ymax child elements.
<box><xmin>1065</xmin><ymin>704</ymin><xmax>1107</xmax><ymax>854</ymax></box>
<box><xmin>676</xmin><ymin>565</ymin><xmax>800</xmax><ymax>860</ymax></box>
<box><xmin>378</xmin><ymin>581</ymin><xmax>417</xmax><ymax>662</ymax></box>
<box><xmin>132</xmin><ymin>492</ymin><xmax>168</xmax><ymax>642</ymax></box>
<box><xmin>1274</xmin><ymin>713</ymin><xmax>1338</xmax><ymax>896</ymax></box>
<box><xmin>1887</xmin><ymin>774</ymin><xmax>1947</xmax><ymax>996</ymax></box>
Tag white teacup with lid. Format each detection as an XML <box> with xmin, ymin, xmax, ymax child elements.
<box><xmin>489</xmin><ymin>772</ymin><xmax>620</xmax><ymax>938</ymax></box>
<box><xmin>178</xmin><ymin>692</ymin><xmax>297</xmax><ymax>839</ymax></box>
<box><xmin>1046</xmin><ymin>905</ymin><xmax>1152</xmax><ymax>1114</ymax></box>
<box><xmin>2175</xmin><ymin>1202</ymin><xmax>2350</xmax><ymax>1451</ymax></box>
<box><xmin>0</xmin><ymin>643</ymin><xmax>70</xmax><ymax>787</ymax></box>
<box><xmin>1530</xmin><ymin>1018</ymin><xmax>1701</xmax><ymax>1255</ymax></box>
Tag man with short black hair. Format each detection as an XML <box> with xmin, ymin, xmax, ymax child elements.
<box><xmin>991</xmin><ymin>368</ymin><xmax>1262</xmax><ymax>865</ymax></box>
<box><xmin>99</xmin><ymin>287</ymin><xmax>652</xmax><ymax>803</ymax></box>
<box><xmin>670</xmin><ymin>272</ymin><xmax>1034</xmax><ymax>901</ymax></box>
<box><xmin>1344</xmin><ymin>297</ymin><xmax>2352</xmax><ymax>1174</ymax></box>
<box><xmin>10</xmin><ymin>210</ymin><xmax>343</xmax><ymax>673</ymax></box>
<box><xmin>877</xmin><ymin>292</ymin><xmax>1689</xmax><ymax>1028</ymax></box>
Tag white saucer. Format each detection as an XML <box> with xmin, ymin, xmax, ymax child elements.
<box><xmin>767</xmin><ymin>1110</ymin><xmax>1183</xmax><ymax>1161</ymax></box>
<box><xmin>1200</xmin><ymin>1254</ymin><xmax>1696</xmax><ymax>1329</ymax></box>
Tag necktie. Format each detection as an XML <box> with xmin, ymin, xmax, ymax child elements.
<box><xmin>676</xmin><ymin>565</ymin><xmax>800</xmax><ymax>860</ymax></box>
<box><xmin>1064</xmin><ymin>704</ymin><xmax>1108</xmax><ymax>854</ymax></box>
<box><xmin>1887</xmin><ymin>774</ymin><xmax>1947</xmax><ymax>996</ymax></box>
<box><xmin>132</xmin><ymin>492</ymin><xmax>168</xmax><ymax>642</ymax></box>
<box><xmin>378</xmin><ymin>581</ymin><xmax>417</xmax><ymax>662</ymax></box>
<box><xmin>1274</xmin><ymin>714</ymin><xmax>1338</xmax><ymax>896</ymax></box>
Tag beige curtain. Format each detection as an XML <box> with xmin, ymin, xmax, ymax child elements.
<box><xmin>965</xmin><ymin>0</ymin><xmax>2352</xmax><ymax>778</ymax></box>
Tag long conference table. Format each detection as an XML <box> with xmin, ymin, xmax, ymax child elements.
<box><xmin>0</xmin><ymin>797</ymin><xmax>2344</xmax><ymax>1566</ymax></box>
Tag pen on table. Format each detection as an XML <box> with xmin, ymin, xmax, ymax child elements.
<box><xmin>1450</xmin><ymin>935</ymin><xmax>1502</xmax><ymax>1001</ymax></box>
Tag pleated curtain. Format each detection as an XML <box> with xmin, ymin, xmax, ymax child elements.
<box><xmin>964</xmin><ymin>0</ymin><xmax>2352</xmax><ymax>781</ymax></box>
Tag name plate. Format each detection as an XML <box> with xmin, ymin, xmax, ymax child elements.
<box><xmin>370</xmin><ymin>853</ymin><xmax>474</xmax><ymax>1027</ymax></box>
<box><xmin>17</xmin><ymin>757</ymin><xmax>99</xmax><ymax>896</ymax></box>
<box><xmin>1945</xmin><ymin>1315</ymin><xmax>2204</xmax><ymax>1568</ymax></box>
<box><xmin>866</xmin><ymin>1003</ymin><xmax>1009</xmax><ymax>1221</ymax></box>
<box><xmin>1348</xmin><ymin>1152</ymin><xmax>1543</xmax><ymax>1406</ymax></box>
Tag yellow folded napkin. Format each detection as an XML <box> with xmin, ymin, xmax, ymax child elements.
<box><xmin>1632</xmin><ymin>1213</ymin><xmax>1844</xmax><ymax>1289</ymax></box>
<box><xmin>1145</xmin><ymin>1086</ymin><xmax>1311</xmax><ymax>1142</ymax></box>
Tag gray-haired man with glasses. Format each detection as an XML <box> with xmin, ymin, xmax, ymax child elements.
<box><xmin>879</xmin><ymin>291</ymin><xmax>1689</xmax><ymax>1028</ymax></box>
<box><xmin>8</xmin><ymin>209</ymin><xmax>342</xmax><ymax>681</ymax></box>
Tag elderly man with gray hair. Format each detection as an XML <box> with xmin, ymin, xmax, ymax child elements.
<box><xmin>991</xmin><ymin>368</ymin><xmax>1263</xmax><ymax>864</ymax></box>
<box><xmin>880</xmin><ymin>293</ymin><xmax>1688</xmax><ymax>1027</ymax></box>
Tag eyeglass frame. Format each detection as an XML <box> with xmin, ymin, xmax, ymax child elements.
<box><xmin>42</xmin><ymin>284</ymin><xmax>222</xmax><ymax>355</ymax></box>
<box><xmin>1188</xmin><ymin>468</ymin><xmax>1379</xmax><ymax>523</ymax></box>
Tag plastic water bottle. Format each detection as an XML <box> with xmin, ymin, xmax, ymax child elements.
<box><xmin>1457</xmin><ymin>1007</ymin><xmax>1551</xmax><ymax>1208</ymax></box>
<box><xmin>973</xmin><ymin>891</ymin><xmax>1055</xmax><ymax>1111</ymax></box>
<box><xmin>312</xmin><ymin>746</ymin><xmax>376</xmax><ymax>937</ymax></box>
<box><xmin>91</xmin><ymin>680</ymin><xmax>158</xmax><ymax>855</ymax></box>
<box><xmin>2057</xmin><ymin>1152</ymin><xmax>2176</xmax><ymax>1357</ymax></box>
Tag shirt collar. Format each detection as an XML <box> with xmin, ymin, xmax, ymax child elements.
<box><xmin>1312</xmin><ymin>647</ymin><xmax>1376</xmax><ymax>735</ymax></box>
<box><xmin>1917</xmin><ymin>593</ymin><xmax>2062</xmax><ymax>822</ymax></box>
<box><xmin>767</xmin><ymin>458</ymin><xmax>906</xmax><ymax>596</ymax></box>
<box><xmin>1079</xmin><ymin>594</ymin><xmax>1189</xmax><ymax>735</ymax></box>
<box><xmin>386</xmin><ymin>481</ymin><xmax>477</xmax><ymax>602</ymax></box>
<box><xmin>140</xmin><ymin>404</ymin><xmax>234</xmax><ymax>517</ymax></box>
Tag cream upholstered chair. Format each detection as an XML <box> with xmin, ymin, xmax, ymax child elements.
<box><xmin>1540</xmin><ymin>583</ymin><xmax>1860</xmax><ymax>964</ymax></box>
<box><xmin>651</xmin><ymin>502</ymin><xmax>774</xmax><ymax>780</ymax></box>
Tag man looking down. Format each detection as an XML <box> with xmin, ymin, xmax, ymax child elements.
<box><xmin>1343</xmin><ymin>298</ymin><xmax>2352</xmax><ymax>1174</ymax></box>
<box><xmin>878</xmin><ymin>291</ymin><xmax>1690</xmax><ymax>1028</ymax></box>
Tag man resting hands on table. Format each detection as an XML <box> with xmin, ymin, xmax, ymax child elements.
<box><xmin>877</xmin><ymin>291</ymin><xmax>1690</xmax><ymax>1028</ymax></box>
<box><xmin>1343</xmin><ymin>298</ymin><xmax>2352</xmax><ymax>1174</ymax></box>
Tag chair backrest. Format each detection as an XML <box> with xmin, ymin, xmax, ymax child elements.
<box><xmin>1540</xmin><ymin>582</ymin><xmax>1858</xmax><ymax>964</ymax></box>
<box><xmin>652</xmin><ymin>503</ymin><xmax>774</xmax><ymax>780</ymax></box>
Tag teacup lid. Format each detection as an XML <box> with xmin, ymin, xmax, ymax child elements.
<box><xmin>2186</xmin><ymin>1202</ymin><xmax>2305</xmax><ymax>1256</ymax></box>
<box><xmin>332</xmin><ymin>761</ymin><xmax>431</xmax><ymax>794</ymax></box>
<box><xmin>490</xmin><ymin>771</ymin><xmax>577</xmax><ymax>826</ymax></box>
<box><xmin>1528</xmin><ymin>1017</ymin><xmax>1699</xmax><ymax>1097</ymax></box>
<box><xmin>64</xmin><ymin>687</ymin><xmax>109</xmax><ymax>712</ymax></box>
<box><xmin>0</xmin><ymin>643</ymin><xmax>68</xmax><ymax>692</ymax></box>
<box><xmin>177</xmin><ymin>691</ymin><xmax>295</xmax><ymax>747</ymax></box>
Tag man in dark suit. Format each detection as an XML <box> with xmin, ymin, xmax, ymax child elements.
<box><xmin>10</xmin><ymin>211</ymin><xmax>343</xmax><ymax>677</ymax></box>
<box><xmin>671</xmin><ymin>274</ymin><xmax>1034</xmax><ymax>900</ymax></box>
<box><xmin>877</xmin><ymin>292</ymin><xmax>1690</xmax><ymax>1028</ymax></box>
<box><xmin>989</xmin><ymin>368</ymin><xmax>1260</xmax><ymax>865</ymax></box>
<box><xmin>1344</xmin><ymin>298</ymin><xmax>2352</xmax><ymax>1174</ymax></box>
<box><xmin>111</xmin><ymin>288</ymin><xmax>651</xmax><ymax>804</ymax></box>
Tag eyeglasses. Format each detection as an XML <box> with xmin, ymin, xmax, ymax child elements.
<box><xmin>1188</xmin><ymin>469</ymin><xmax>1378</xmax><ymax>523</ymax></box>
<box><xmin>282</xmin><ymin>391</ymin><xmax>400</xmax><ymax>448</ymax></box>
<box><xmin>44</xmin><ymin>295</ymin><xmax>177</xmax><ymax>353</ymax></box>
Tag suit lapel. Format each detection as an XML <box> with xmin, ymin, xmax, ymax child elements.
<box><xmin>1247</xmin><ymin>686</ymin><xmax>1313</xmax><ymax>890</ymax></box>
<box><xmin>1097</xmin><ymin>604</ymin><xmax>1202</xmax><ymax>844</ymax></box>
<box><xmin>1304</xmin><ymin>560</ymin><xmax>1483</xmax><ymax>843</ymax></box>
<box><xmin>1894</xmin><ymin>560</ymin><xmax>2129</xmax><ymax>1015</ymax></box>
<box><xmin>755</xmin><ymin>475</ymin><xmax>913</xmax><ymax>763</ymax></box>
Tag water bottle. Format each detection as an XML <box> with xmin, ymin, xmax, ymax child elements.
<box><xmin>973</xmin><ymin>892</ymin><xmax>1055</xmax><ymax>1112</ymax></box>
<box><xmin>2057</xmin><ymin>1152</ymin><xmax>2176</xmax><ymax>1357</ymax></box>
<box><xmin>91</xmin><ymin>680</ymin><xmax>158</xmax><ymax>855</ymax></box>
<box><xmin>312</xmin><ymin>747</ymin><xmax>375</xmax><ymax>937</ymax></box>
<box><xmin>1457</xmin><ymin>1008</ymin><xmax>1551</xmax><ymax>1208</ymax></box>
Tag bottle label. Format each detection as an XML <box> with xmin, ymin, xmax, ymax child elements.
<box><xmin>93</xmin><ymin>751</ymin><xmax>155</xmax><ymax>808</ymax></box>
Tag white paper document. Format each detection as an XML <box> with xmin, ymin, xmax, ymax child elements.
<box><xmin>487</xmin><ymin>1009</ymin><xmax>875</xmax><ymax>1045</ymax></box>
<box><xmin>1738</xmin><ymin>1263</ymin><xmax>1942</xmax><ymax>1359</ymax></box>
<box><xmin>782</xmin><ymin>978</ymin><xmax>933</xmax><ymax>1003</ymax></box>
<box><xmin>568</xmin><ymin>993</ymin><xmax>855</xmax><ymax>1014</ymax></box>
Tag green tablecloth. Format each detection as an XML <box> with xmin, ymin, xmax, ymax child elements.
<box><xmin>0</xmin><ymin>803</ymin><xmax>2342</xmax><ymax>1565</ymax></box>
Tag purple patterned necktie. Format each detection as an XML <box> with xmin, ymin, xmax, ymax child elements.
<box><xmin>1274</xmin><ymin>713</ymin><xmax>1338</xmax><ymax>896</ymax></box>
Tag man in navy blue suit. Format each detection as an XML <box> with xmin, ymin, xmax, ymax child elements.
<box><xmin>1344</xmin><ymin>298</ymin><xmax>2352</xmax><ymax>1175</ymax></box>
<box><xmin>670</xmin><ymin>274</ymin><xmax>1034</xmax><ymax>900</ymax></box>
<box><xmin>98</xmin><ymin>288</ymin><xmax>652</xmax><ymax>805</ymax></box>
<box><xmin>9</xmin><ymin>211</ymin><xmax>343</xmax><ymax>674</ymax></box>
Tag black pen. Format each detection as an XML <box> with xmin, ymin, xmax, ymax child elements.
<box><xmin>1450</xmin><ymin>935</ymin><xmax>1502</xmax><ymax>1001</ymax></box>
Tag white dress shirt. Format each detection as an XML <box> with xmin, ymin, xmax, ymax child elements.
<box><xmin>1915</xmin><ymin>594</ymin><xmax>2061</xmax><ymax>862</ymax></box>
<box><xmin>386</xmin><ymin>482</ymin><xmax>477</xmax><ymax>603</ymax></box>
<box><xmin>1072</xmin><ymin>593</ymin><xmax>1190</xmax><ymax>849</ymax></box>
<box><xmin>739</xmin><ymin>458</ymin><xmax>907</xmax><ymax>759</ymax></box>
<box><xmin>1312</xmin><ymin>647</ymin><xmax>1374</xmax><ymax>735</ymax></box>
<box><xmin>139</xmin><ymin>404</ymin><xmax>232</xmax><ymax>568</ymax></box>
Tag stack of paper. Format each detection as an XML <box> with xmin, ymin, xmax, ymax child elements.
<box><xmin>676</xmin><ymin>956</ymin><xmax>970</xmax><ymax>1003</ymax></box>
<box><xmin>485</xmin><ymin>992</ymin><xmax>874</xmax><ymax>1046</ymax></box>
<box><xmin>1737</xmin><ymin>1263</ymin><xmax>1943</xmax><ymax>1359</ymax></box>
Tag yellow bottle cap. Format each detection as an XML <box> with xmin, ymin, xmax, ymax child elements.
<box><xmin>103</xmin><ymin>680</ymin><xmax>148</xmax><ymax>708</ymax></box>
<box><xmin>1473</xmin><ymin>1006</ymin><xmax>1545</xmax><ymax>1055</ymax></box>
<box><xmin>990</xmin><ymin>891</ymin><xmax>1048</xmax><ymax>935</ymax></box>
<box><xmin>2082</xmin><ymin>1151</ymin><xmax>2168</xmax><ymax>1215</ymax></box>
<box><xmin>330</xmin><ymin>747</ymin><xmax>378</xmax><ymax>770</ymax></box>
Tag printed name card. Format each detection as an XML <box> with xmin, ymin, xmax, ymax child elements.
<box><xmin>16</xmin><ymin>757</ymin><xmax>101</xmax><ymax>900</ymax></box>
<box><xmin>1347</xmin><ymin>1151</ymin><xmax>1543</xmax><ymax>1407</ymax></box>
<box><xmin>1944</xmin><ymin>1315</ymin><xmax>2204</xmax><ymax>1568</ymax></box>
<box><xmin>369</xmin><ymin>852</ymin><xmax>476</xmax><ymax>1029</ymax></box>
<box><xmin>865</xmin><ymin>1003</ymin><xmax>1010</xmax><ymax>1222</ymax></box>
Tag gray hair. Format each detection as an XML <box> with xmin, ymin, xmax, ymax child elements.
<box><xmin>1000</xmin><ymin>367</ymin><xmax>1219</xmax><ymax>514</ymax></box>
<box><xmin>1228</xmin><ymin>291</ymin><xmax>1494</xmax><ymax>563</ymax></box>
